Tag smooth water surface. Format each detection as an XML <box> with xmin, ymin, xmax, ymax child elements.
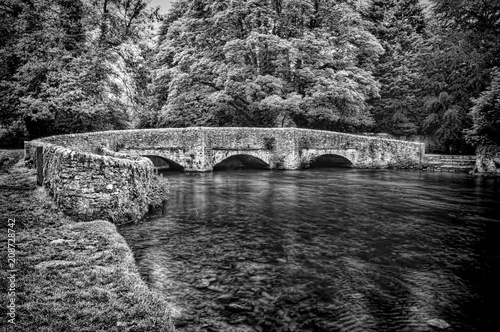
<box><xmin>118</xmin><ymin>169</ymin><xmax>500</xmax><ymax>332</ymax></box>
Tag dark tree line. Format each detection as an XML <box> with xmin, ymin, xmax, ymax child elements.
<box><xmin>1</xmin><ymin>0</ymin><xmax>499</xmax><ymax>154</ymax></box>
<box><xmin>0</xmin><ymin>0</ymin><xmax>158</xmax><ymax>144</ymax></box>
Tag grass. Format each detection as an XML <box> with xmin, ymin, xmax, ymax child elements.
<box><xmin>1</xmin><ymin>151</ymin><xmax>176</xmax><ymax>332</ymax></box>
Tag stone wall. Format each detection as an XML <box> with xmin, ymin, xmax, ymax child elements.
<box><xmin>25</xmin><ymin>140</ymin><xmax>160</xmax><ymax>224</ymax></box>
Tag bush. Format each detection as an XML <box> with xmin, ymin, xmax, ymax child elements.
<box><xmin>465</xmin><ymin>68</ymin><xmax>500</xmax><ymax>147</ymax></box>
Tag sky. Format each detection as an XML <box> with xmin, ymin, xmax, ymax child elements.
<box><xmin>149</xmin><ymin>0</ymin><xmax>173</xmax><ymax>14</ymax></box>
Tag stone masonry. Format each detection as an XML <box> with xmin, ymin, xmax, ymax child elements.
<box><xmin>25</xmin><ymin>141</ymin><xmax>159</xmax><ymax>224</ymax></box>
<box><xmin>24</xmin><ymin>127</ymin><xmax>425</xmax><ymax>223</ymax></box>
<box><xmin>34</xmin><ymin>127</ymin><xmax>424</xmax><ymax>171</ymax></box>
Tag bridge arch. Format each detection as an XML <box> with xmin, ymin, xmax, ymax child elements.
<box><xmin>141</xmin><ymin>155</ymin><xmax>185</xmax><ymax>171</ymax></box>
<box><xmin>212</xmin><ymin>153</ymin><xmax>271</xmax><ymax>171</ymax></box>
<box><xmin>309</xmin><ymin>154</ymin><xmax>353</xmax><ymax>168</ymax></box>
<box><xmin>301</xmin><ymin>149</ymin><xmax>355</xmax><ymax>169</ymax></box>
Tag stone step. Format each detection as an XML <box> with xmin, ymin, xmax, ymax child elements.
<box><xmin>425</xmin><ymin>158</ymin><xmax>476</xmax><ymax>163</ymax></box>
<box><xmin>439</xmin><ymin>165</ymin><xmax>474</xmax><ymax>169</ymax></box>
<box><xmin>422</xmin><ymin>167</ymin><xmax>474</xmax><ymax>172</ymax></box>
<box><xmin>425</xmin><ymin>161</ymin><xmax>476</xmax><ymax>166</ymax></box>
<box><xmin>423</xmin><ymin>163</ymin><xmax>474</xmax><ymax>167</ymax></box>
<box><xmin>422</xmin><ymin>154</ymin><xmax>476</xmax><ymax>172</ymax></box>
<box><xmin>424</xmin><ymin>154</ymin><xmax>475</xmax><ymax>161</ymax></box>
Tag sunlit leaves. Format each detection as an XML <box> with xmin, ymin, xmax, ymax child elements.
<box><xmin>153</xmin><ymin>0</ymin><xmax>383</xmax><ymax>130</ymax></box>
<box><xmin>0</xmin><ymin>0</ymin><xmax>158</xmax><ymax>138</ymax></box>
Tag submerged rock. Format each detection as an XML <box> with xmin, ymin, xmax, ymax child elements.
<box><xmin>227</xmin><ymin>303</ymin><xmax>253</xmax><ymax>312</ymax></box>
<box><xmin>249</xmin><ymin>275</ymin><xmax>268</xmax><ymax>282</ymax></box>
<box><xmin>427</xmin><ymin>318</ymin><xmax>450</xmax><ymax>329</ymax></box>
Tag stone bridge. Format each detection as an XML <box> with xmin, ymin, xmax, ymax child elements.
<box><xmin>119</xmin><ymin>127</ymin><xmax>424</xmax><ymax>171</ymax></box>
<box><xmin>24</xmin><ymin>127</ymin><xmax>424</xmax><ymax>223</ymax></box>
<box><xmin>80</xmin><ymin>127</ymin><xmax>424</xmax><ymax>171</ymax></box>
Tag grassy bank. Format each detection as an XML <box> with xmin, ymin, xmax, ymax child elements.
<box><xmin>1</xmin><ymin>151</ymin><xmax>175</xmax><ymax>332</ymax></box>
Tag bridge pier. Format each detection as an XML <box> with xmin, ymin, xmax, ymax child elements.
<box><xmin>182</xmin><ymin>146</ymin><xmax>213</xmax><ymax>172</ymax></box>
<box><xmin>280</xmin><ymin>149</ymin><xmax>302</xmax><ymax>170</ymax></box>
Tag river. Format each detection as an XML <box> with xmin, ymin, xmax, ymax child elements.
<box><xmin>118</xmin><ymin>169</ymin><xmax>500</xmax><ymax>332</ymax></box>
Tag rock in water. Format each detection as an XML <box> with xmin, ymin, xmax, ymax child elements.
<box><xmin>226</xmin><ymin>303</ymin><xmax>253</xmax><ymax>312</ymax></box>
<box><xmin>427</xmin><ymin>318</ymin><xmax>450</xmax><ymax>329</ymax></box>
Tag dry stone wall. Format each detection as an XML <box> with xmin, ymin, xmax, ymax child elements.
<box><xmin>25</xmin><ymin>139</ymin><xmax>160</xmax><ymax>224</ymax></box>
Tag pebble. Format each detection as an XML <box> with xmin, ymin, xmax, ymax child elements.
<box><xmin>350</xmin><ymin>293</ymin><xmax>364</xmax><ymax>299</ymax></box>
<box><xmin>227</xmin><ymin>303</ymin><xmax>253</xmax><ymax>312</ymax></box>
<box><xmin>249</xmin><ymin>275</ymin><xmax>267</xmax><ymax>282</ymax></box>
<box><xmin>50</xmin><ymin>239</ymin><xmax>72</xmax><ymax>245</ymax></box>
<box><xmin>427</xmin><ymin>318</ymin><xmax>450</xmax><ymax>329</ymax></box>
<box><xmin>228</xmin><ymin>316</ymin><xmax>247</xmax><ymax>324</ymax></box>
<box><xmin>216</xmin><ymin>293</ymin><xmax>236</xmax><ymax>302</ymax></box>
<box><xmin>261</xmin><ymin>291</ymin><xmax>274</xmax><ymax>300</ymax></box>
<box><xmin>194</xmin><ymin>278</ymin><xmax>213</xmax><ymax>288</ymax></box>
<box><xmin>207</xmin><ymin>285</ymin><xmax>226</xmax><ymax>292</ymax></box>
<box><xmin>236</xmin><ymin>290</ymin><xmax>254</xmax><ymax>298</ymax></box>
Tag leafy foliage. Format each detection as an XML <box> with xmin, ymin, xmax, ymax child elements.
<box><xmin>1</xmin><ymin>0</ymin><xmax>500</xmax><ymax>156</ymax></box>
<box><xmin>153</xmin><ymin>0</ymin><xmax>383</xmax><ymax>131</ymax></box>
<box><xmin>465</xmin><ymin>68</ymin><xmax>500</xmax><ymax>147</ymax></box>
<box><xmin>0</xmin><ymin>0</ymin><xmax>158</xmax><ymax>139</ymax></box>
<box><xmin>412</xmin><ymin>0</ymin><xmax>500</xmax><ymax>152</ymax></box>
<box><xmin>363</xmin><ymin>0</ymin><xmax>426</xmax><ymax>136</ymax></box>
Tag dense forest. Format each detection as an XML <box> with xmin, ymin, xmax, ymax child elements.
<box><xmin>1</xmin><ymin>0</ymin><xmax>499</xmax><ymax>155</ymax></box>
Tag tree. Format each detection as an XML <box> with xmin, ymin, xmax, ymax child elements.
<box><xmin>0</xmin><ymin>0</ymin><xmax>158</xmax><ymax>140</ymax></box>
<box><xmin>465</xmin><ymin>68</ymin><xmax>500</xmax><ymax>147</ymax></box>
<box><xmin>363</xmin><ymin>0</ymin><xmax>427</xmax><ymax>136</ymax></box>
<box><xmin>414</xmin><ymin>0</ymin><xmax>500</xmax><ymax>153</ymax></box>
<box><xmin>153</xmin><ymin>0</ymin><xmax>383</xmax><ymax>131</ymax></box>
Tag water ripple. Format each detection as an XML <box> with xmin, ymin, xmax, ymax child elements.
<box><xmin>119</xmin><ymin>169</ymin><xmax>500</xmax><ymax>331</ymax></box>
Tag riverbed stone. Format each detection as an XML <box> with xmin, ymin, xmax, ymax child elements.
<box><xmin>427</xmin><ymin>318</ymin><xmax>450</xmax><ymax>329</ymax></box>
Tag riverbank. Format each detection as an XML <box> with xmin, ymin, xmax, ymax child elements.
<box><xmin>0</xmin><ymin>151</ymin><xmax>175</xmax><ymax>332</ymax></box>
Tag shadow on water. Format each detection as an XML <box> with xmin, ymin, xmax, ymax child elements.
<box><xmin>213</xmin><ymin>155</ymin><xmax>271</xmax><ymax>171</ymax></box>
<box><xmin>119</xmin><ymin>169</ymin><xmax>500</xmax><ymax>332</ymax></box>
<box><xmin>143</xmin><ymin>155</ymin><xmax>185</xmax><ymax>171</ymax></box>
<box><xmin>308</xmin><ymin>154</ymin><xmax>353</xmax><ymax>168</ymax></box>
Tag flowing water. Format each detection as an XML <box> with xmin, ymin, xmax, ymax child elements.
<box><xmin>118</xmin><ymin>169</ymin><xmax>500</xmax><ymax>332</ymax></box>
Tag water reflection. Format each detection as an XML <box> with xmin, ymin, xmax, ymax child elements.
<box><xmin>119</xmin><ymin>169</ymin><xmax>500</xmax><ymax>332</ymax></box>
